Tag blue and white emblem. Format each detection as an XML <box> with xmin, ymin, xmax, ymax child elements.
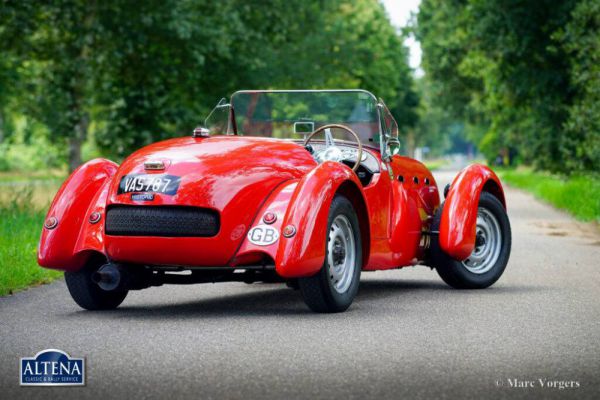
<box><xmin>20</xmin><ymin>349</ymin><xmax>85</xmax><ymax>386</ymax></box>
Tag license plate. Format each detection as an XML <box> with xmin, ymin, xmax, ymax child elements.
<box><xmin>118</xmin><ymin>174</ymin><xmax>180</xmax><ymax>195</ymax></box>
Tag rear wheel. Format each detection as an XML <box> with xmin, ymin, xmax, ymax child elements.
<box><xmin>64</xmin><ymin>256</ymin><xmax>128</xmax><ymax>310</ymax></box>
<box><xmin>299</xmin><ymin>195</ymin><xmax>362</xmax><ymax>313</ymax></box>
<box><xmin>431</xmin><ymin>192</ymin><xmax>511</xmax><ymax>289</ymax></box>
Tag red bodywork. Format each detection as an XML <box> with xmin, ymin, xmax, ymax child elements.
<box><xmin>38</xmin><ymin>134</ymin><xmax>506</xmax><ymax>275</ymax></box>
<box><xmin>439</xmin><ymin>165</ymin><xmax>505</xmax><ymax>260</ymax></box>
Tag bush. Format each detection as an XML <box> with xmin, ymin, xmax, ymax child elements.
<box><xmin>499</xmin><ymin>169</ymin><xmax>600</xmax><ymax>222</ymax></box>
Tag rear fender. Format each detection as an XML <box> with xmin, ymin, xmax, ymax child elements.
<box><xmin>439</xmin><ymin>164</ymin><xmax>506</xmax><ymax>260</ymax></box>
<box><xmin>38</xmin><ymin>159</ymin><xmax>118</xmax><ymax>271</ymax></box>
<box><xmin>275</xmin><ymin>162</ymin><xmax>369</xmax><ymax>278</ymax></box>
<box><xmin>231</xmin><ymin>180</ymin><xmax>298</xmax><ymax>266</ymax></box>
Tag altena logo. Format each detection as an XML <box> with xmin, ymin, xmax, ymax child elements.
<box><xmin>20</xmin><ymin>349</ymin><xmax>85</xmax><ymax>386</ymax></box>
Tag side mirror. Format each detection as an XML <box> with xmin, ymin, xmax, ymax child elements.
<box><xmin>387</xmin><ymin>137</ymin><xmax>401</xmax><ymax>157</ymax></box>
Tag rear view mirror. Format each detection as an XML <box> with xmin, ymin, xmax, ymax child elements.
<box><xmin>294</xmin><ymin>121</ymin><xmax>315</xmax><ymax>135</ymax></box>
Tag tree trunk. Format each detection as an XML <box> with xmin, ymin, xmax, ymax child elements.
<box><xmin>68</xmin><ymin>136</ymin><xmax>83</xmax><ymax>173</ymax></box>
<box><xmin>68</xmin><ymin>113</ymin><xmax>89</xmax><ymax>173</ymax></box>
<box><xmin>405</xmin><ymin>129</ymin><xmax>416</xmax><ymax>158</ymax></box>
<box><xmin>0</xmin><ymin>113</ymin><xmax>4</xmax><ymax>144</ymax></box>
<box><xmin>66</xmin><ymin>2</ymin><xmax>95</xmax><ymax>174</ymax></box>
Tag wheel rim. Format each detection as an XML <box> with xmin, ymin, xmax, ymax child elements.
<box><xmin>461</xmin><ymin>207</ymin><xmax>502</xmax><ymax>274</ymax></box>
<box><xmin>327</xmin><ymin>215</ymin><xmax>356</xmax><ymax>293</ymax></box>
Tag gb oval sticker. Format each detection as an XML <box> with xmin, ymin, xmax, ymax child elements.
<box><xmin>247</xmin><ymin>224</ymin><xmax>280</xmax><ymax>246</ymax></box>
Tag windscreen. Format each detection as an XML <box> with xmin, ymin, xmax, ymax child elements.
<box><xmin>230</xmin><ymin>90</ymin><xmax>381</xmax><ymax>148</ymax></box>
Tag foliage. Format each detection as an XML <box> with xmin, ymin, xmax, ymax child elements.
<box><xmin>1</xmin><ymin>1</ymin><xmax>101</xmax><ymax>171</ymax></box>
<box><xmin>416</xmin><ymin>0</ymin><xmax>600</xmax><ymax>174</ymax></box>
<box><xmin>1</xmin><ymin>0</ymin><xmax>418</xmax><ymax>166</ymax></box>
<box><xmin>0</xmin><ymin>188</ymin><xmax>61</xmax><ymax>296</ymax></box>
<box><xmin>413</xmin><ymin>76</ymin><xmax>472</xmax><ymax>157</ymax></box>
<box><xmin>93</xmin><ymin>1</ymin><xmax>244</xmax><ymax>158</ymax></box>
<box><xmin>0</xmin><ymin>116</ymin><xmax>64</xmax><ymax>171</ymax></box>
<box><xmin>415</xmin><ymin>0</ymin><xmax>480</xmax><ymax>120</ymax></box>
<box><xmin>554</xmin><ymin>0</ymin><xmax>600</xmax><ymax>173</ymax></box>
<box><xmin>498</xmin><ymin>169</ymin><xmax>600</xmax><ymax>222</ymax></box>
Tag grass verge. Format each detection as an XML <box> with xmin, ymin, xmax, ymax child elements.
<box><xmin>498</xmin><ymin>168</ymin><xmax>600</xmax><ymax>222</ymax></box>
<box><xmin>0</xmin><ymin>189</ymin><xmax>61</xmax><ymax>296</ymax></box>
<box><xmin>0</xmin><ymin>170</ymin><xmax>66</xmax><ymax>183</ymax></box>
<box><xmin>423</xmin><ymin>158</ymin><xmax>450</xmax><ymax>171</ymax></box>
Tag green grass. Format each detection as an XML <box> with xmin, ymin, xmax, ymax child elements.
<box><xmin>0</xmin><ymin>189</ymin><xmax>62</xmax><ymax>296</ymax></box>
<box><xmin>423</xmin><ymin>158</ymin><xmax>450</xmax><ymax>171</ymax></box>
<box><xmin>498</xmin><ymin>168</ymin><xmax>600</xmax><ymax>222</ymax></box>
<box><xmin>0</xmin><ymin>170</ymin><xmax>66</xmax><ymax>183</ymax></box>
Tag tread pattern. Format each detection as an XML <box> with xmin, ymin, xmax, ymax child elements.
<box><xmin>106</xmin><ymin>206</ymin><xmax>219</xmax><ymax>237</ymax></box>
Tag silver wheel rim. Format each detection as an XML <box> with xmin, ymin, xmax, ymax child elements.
<box><xmin>327</xmin><ymin>215</ymin><xmax>356</xmax><ymax>293</ymax></box>
<box><xmin>461</xmin><ymin>207</ymin><xmax>502</xmax><ymax>274</ymax></box>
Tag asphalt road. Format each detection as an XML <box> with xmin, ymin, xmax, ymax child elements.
<box><xmin>1</xmin><ymin>170</ymin><xmax>599</xmax><ymax>399</ymax></box>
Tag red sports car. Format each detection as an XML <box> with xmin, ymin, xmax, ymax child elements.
<box><xmin>38</xmin><ymin>90</ymin><xmax>511</xmax><ymax>313</ymax></box>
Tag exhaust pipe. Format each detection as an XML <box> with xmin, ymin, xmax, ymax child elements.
<box><xmin>92</xmin><ymin>263</ymin><xmax>124</xmax><ymax>291</ymax></box>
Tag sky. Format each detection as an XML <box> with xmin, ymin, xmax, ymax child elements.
<box><xmin>381</xmin><ymin>0</ymin><xmax>422</xmax><ymax>75</ymax></box>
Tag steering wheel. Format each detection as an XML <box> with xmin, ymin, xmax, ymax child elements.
<box><xmin>303</xmin><ymin>124</ymin><xmax>363</xmax><ymax>172</ymax></box>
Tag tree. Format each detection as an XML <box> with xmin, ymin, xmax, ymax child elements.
<box><xmin>416</xmin><ymin>0</ymin><xmax>480</xmax><ymax>119</ymax></box>
<box><xmin>417</xmin><ymin>0</ymin><xmax>600</xmax><ymax>174</ymax></box>
<box><xmin>1</xmin><ymin>0</ymin><xmax>103</xmax><ymax>172</ymax></box>
<box><xmin>555</xmin><ymin>0</ymin><xmax>600</xmax><ymax>172</ymax></box>
<box><xmin>94</xmin><ymin>0</ymin><xmax>419</xmax><ymax>157</ymax></box>
<box><xmin>93</xmin><ymin>0</ymin><xmax>247</xmax><ymax>158</ymax></box>
<box><xmin>2</xmin><ymin>0</ymin><xmax>419</xmax><ymax>168</ymax></box>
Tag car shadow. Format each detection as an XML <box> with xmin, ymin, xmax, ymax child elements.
<box><xmin>65</xmin><ymin>278</ymin><xmax>548</xmax><ymax>320</ymax></box>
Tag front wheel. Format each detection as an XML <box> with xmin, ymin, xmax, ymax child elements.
<box><xmin>431</xmin><ymin>192</ymin><xmax>511</xmax><ymax>289</ymax></box>
<box><xmin>299</xmin><ymin>195</ymin><xmax>362</xmax><ymax>313</ymax></box>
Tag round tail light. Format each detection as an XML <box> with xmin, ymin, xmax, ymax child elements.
<box><xmin>44</xmin><ymin>217</ymin><xmax>58</xmax><ymax>230</ymax></box>
<box><xmin>282</xmin><ymin>225</ymin><xmax>296</xmax><ymax>238</ymax></box>
<box><xmin>89</xmin><ymin>212</ymin><xmax>102</xmax><ymax>224</ymax></box>
<box><xmin>263</xmin><ymin>212</ymin><xmax>277</xmax><ymax>224</ymax></box>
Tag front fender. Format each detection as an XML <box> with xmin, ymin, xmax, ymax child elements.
<box><xmin>275</xmin><ymin>162</ymin><xmax>367</xmax><ymax>278</ymax></box>
<box><xmin>439</xmin><ymin>164</ymin><xmax>505</xmax><ymax>261</ymax></box>
<box><xmin>38</xmin><ymin>159</ymin><xmax>118</xmax><ymax>271</ymax></box>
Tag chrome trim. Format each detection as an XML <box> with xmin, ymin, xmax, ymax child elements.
<box><xmin>461</xmin><ymin>208</ymin><xmax>502</xmax><ymax>274</ymax></box>
<box><xmin>192</xmin><ymin>127</ymin><xmax>210</xmax><ymax>138</ymax></box>
<box><xmin>327</xmin><ymin>215</ymin><xmax>356</xmax><ymax>294</ymax></box>
<box><xmin>231</xmin><ymin>89</ymin><xmax>378</xmax><ymax>102</ymax></box>
<box><xmin>144</xmin><ymin>160</ymin><xmax>165</xmax><ymax>170</ymax></box>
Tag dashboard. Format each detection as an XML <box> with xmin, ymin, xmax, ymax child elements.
<box><xmin>308</xmin><ymin>143</ymin><xmax>381</xmax><ymax>186</ymax></box>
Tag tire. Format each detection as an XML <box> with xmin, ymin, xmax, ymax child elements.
<box><xmin>431</xmin><ymin>191</ymin><xmax>511</xmax><ymax>289</ymax></box>
<box><xmin>299</xmin><ymin>195</ymin><xmax>362</xmax><ymax>313</ymax></box>
<box><xmin>64</xmin><ymin>257</ymin><xmax>128</xmax><ymax>310</ymax></box>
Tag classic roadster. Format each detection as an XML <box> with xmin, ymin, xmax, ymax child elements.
<box><xmin>38</xmin><ymin>90</ymin><xmax>511</xmax><ymax>313</ymax></box>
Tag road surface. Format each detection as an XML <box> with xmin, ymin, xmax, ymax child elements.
<box><xmin>1</xmin><ymin>171</ymin><xmax>599</xmax><ymax>399</ymax></box>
